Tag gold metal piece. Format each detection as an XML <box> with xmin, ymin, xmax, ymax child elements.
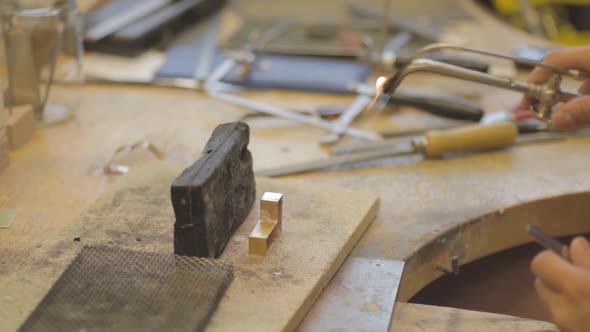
<box><xmin>249</xmin><ymin>192</ymin><xmax>283</xmax><ymax>256</ymax></box>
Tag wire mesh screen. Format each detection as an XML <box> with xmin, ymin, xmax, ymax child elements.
<box><xmin>19</xmin><ymin>246</ymin><xmax>233</xmax><ymax>332</ymax></box>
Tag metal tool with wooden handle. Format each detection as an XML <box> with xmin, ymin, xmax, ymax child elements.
<box><xmin>413</xmin><ymin>121</ymin><xmax>518</xmax><ymax>158</ymax></box>
<box><xmin>257</xmin><ymin>122</ymin><xmax>518</xmax><ymax>177</ymax></box>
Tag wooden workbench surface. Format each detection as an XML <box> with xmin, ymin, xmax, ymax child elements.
<box><xmin>3</xmin><ymin>83</ymin><xmax>584</xmax><ymax>331</ymax></box>
<box><xmin>1</xmin><ymin>2</ymin><xmax>587</xmax><ymax>331</ymax></box>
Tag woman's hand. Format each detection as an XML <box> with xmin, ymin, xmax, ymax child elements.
<box><xmin>531</xmin><ymin>236</ymin><xmax>590</xmax><ymax>332</ymax></box>
<box><xmin>521</xmin><ymin>46</ymin><xmax>590</xmax><ymax>129</ymax></box>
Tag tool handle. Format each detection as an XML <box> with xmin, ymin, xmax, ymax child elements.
<box><xmin>418</xmin><ymin>122</ymin><xmax>518</xmax><ymax>158</ymax></box>
<box><xmin>390</xmin><ymin>92</ymin><xmax>484</xmax><ymax>122</ymax></box>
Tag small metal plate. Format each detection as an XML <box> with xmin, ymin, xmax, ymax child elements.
<box><xmin>299</xmin><ymin>257</ymin><xmax>405</xmax><ymax>331</ymax></box>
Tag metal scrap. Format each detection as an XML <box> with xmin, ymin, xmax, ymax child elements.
<box><xmin>104</xmin><ymin>141</ymin><xmax>165</xmax><ymax>175</ymax></box>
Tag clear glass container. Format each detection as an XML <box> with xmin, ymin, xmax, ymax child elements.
<box><xmin>1</xmin><ymin>0</ymin><xmax>83</xmax><ymax>125</ymax></box>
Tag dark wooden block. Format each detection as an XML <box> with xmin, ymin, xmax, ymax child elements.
<box><xmin>171</xmin><ymin>122</ymin><xmax>255</xmax><ymax>258</ymax></box>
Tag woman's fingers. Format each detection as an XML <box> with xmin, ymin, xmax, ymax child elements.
<box><xmin>551</xmin><ymin>96</ymin><xmax>590</xmax><ymax>129</ymax></box>
<box><xmin>528</xmin><ymin>47</ymin><xmax>590</xmax><ymax>85</ymax></box>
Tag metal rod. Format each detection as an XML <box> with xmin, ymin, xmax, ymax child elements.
<box><xmin>319</xmin><ymin>95</ymin><xmax>373</xmax><ymax>144</ymax></box>
<box><xmin>332</xmin><ymin>95</ymin><xmax>372</xmax><ymax>134</ymax></box>
<box><xmin>256</xmin><ymin>144</ymin><xmax>416</xmax><ymax>177</ymax></box>
<box><xmin>331</xmin><ymin>137</ymin><xmax>414</xmax><ymax>155</ymax></box>
<box><xmin>382</xmin><ymin>58</ymin><xmax>532</xmax><ymax>95</ymax></box>
<box><xmin>204</xmin><ymin>58</ymin><xmax>237</xmax><ymax>90</ymax></box>
<box><xmin>413</xmin><ymin>43</ymin><xmax>590</xmax><ymax>80</ymax></box>
<box><xmin>381</xmin><ymin>31</ymin><xmax>412</xmax><ymax>69</ymax></box>
<box><xmin>208</xmin><ymin>90</ymin><xmax>381</xmax><ymax>141</ymax></box>
<box><xmin>451</xmin><ymin>256</ymin><xmax>460</xmax><ymax>276</ymax></box>
<box><xmin>527</xmin><ymin>224</ymin><xmax>568</xmax><ymax>259</ymax></box>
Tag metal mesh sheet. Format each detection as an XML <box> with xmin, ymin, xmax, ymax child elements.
<box><xmin>19</xmin><ymin>246</ymin><xmax>233</xmax><ymax>332</ymax></box>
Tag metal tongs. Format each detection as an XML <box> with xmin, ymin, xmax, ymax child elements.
<box><xmin>376</xmin><ymin>43</ymin><xmax>590</xmax><ymax>122</ymax></box>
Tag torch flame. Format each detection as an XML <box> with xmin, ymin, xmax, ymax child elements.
<box><xmin>368</xmin><ymin>76</ymin><xmax>388</xmax><ymax>112</ymax></box>
<box><xmin>375</xmin><ymin>76</ymin><xmax>387</xmax><ymax>90</ymax></box>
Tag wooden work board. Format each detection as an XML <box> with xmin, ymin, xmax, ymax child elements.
<box><xmin>0</xmin><ymin>161</ymin><xmax>378</xmax><ymax>332</ymax></box>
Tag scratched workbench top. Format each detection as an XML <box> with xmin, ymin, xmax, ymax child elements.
<box><xmin>0</xmin><ymin>1</ymin><xmax>581</xmax><ymax>331</ymax></box>
<box><xmin>1</xmin><ymin>83</ymin><xmax>581</xmax><ymax>331</ymax></box>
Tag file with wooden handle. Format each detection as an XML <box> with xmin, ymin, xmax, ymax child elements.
<box><xmin>415</xmin><ymin>121</ymin><xmax>518</xmax><ymax>158</ymax></box>
<box><xmin>257</xmin><ymin>122</ymin><xmax>519</xmax><ymax>177</ymax></box>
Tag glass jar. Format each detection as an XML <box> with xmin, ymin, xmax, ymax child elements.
<box><xmin>1</xmin><ymin>0</ymin><xmax>84</xmax><ymax>125</ymax></box>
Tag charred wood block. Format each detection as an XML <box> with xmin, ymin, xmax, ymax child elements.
<box><xmin>171</xmin><ymin>122</ymin><xmax>256</xmax><ymax>258</ymax></box>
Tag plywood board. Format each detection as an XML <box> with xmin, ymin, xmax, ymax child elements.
<box><xmin>391</xmin><ymin>303</ymin><xmax>557</xmax><ymax>332</ymax></box>
<box><xmin>1</xmin><ymin>161</ymin><xmax>378</xmax><ymax>332</ymax></box>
